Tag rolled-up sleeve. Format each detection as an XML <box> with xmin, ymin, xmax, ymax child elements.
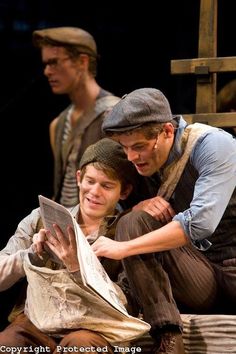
<box><xmin>173</xmin><ymin>131</ymin><xmax>236</xmax><ymax>250</ymax></box>
<box><xmin>0</xmin><ymin>208</ymin><xmax>41</xmax><ymax>291</ymax></box>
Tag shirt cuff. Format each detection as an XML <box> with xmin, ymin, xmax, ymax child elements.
<box><xmin>173</xmin><ymin>211</ymin><xmax>212</xmax><ymax>251</ymax></box>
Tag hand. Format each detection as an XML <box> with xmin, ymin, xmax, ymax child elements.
<box><xmin>223</xmin><ymin>258</ymin><xmax>236</xmax><ymax>266</ymax></box>
<box><xmin>45</xmin><ymin>224</ymin><xmax>80</xmax><ymax>272</ymax></box>
<box><xmin>32</xmin><ymin>229</ymin><xmax>48</xmax><ymax>259</ymax></box>
<box><xmin>91</xmin><ymin>236</ymin><xmax>125</xmax><ymax>260</ymax></box>
<box><xmin>133</xmin><ymin>195</ymin><xmax>175</xmax><ymax>223</ymax></box>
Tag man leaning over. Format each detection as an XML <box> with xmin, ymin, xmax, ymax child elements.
<box><xmin>92</xmin><ymin>88</ymin><xmax>236</xmax><ymax>354</ymax></box>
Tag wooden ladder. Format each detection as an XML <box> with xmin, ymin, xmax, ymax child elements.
<box><xmin>171</xmin><ymin>0</ymin><xmax>236</xmax><ymax>128</ymax></box>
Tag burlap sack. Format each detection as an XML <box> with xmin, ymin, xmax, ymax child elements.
<box><xmin>23</xmin><ymin>254</ymin><xmax>150</xmax><ymax>345</ymax></box>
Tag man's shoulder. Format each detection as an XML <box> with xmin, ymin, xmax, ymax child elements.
<box><xmin>191</xmin><ymin>127</ymin><xmax>236</xmax><ymax>167</ymax></box>
<box><xmin>94</xmin><ymin>94</ymin><xmax>120</xmax><ymax>122</ymax></box>
<box><xmin>98</xmin><ymin>88</ymin><xmax>116</xmax><ymax>98</ymax></box>
<box><xmin>193</xmin><ymin>127</ymin><xmax>236</xmax><ymax>149</ymax></box>
<box><xmin>96</xmin><ymin>93</ymin><xmax>120</xmax><ymax>109</ymax></box>
<box><xmin>56</xmin><ymin>105</ymin><xmax>72</xmax><ymax>121</ymax></box>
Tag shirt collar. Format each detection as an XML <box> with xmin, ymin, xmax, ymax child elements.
<box><xmin>161</xmin><ymin>115</ymin><xmax>188</xmax><ymax>170</ymax></box>
<box><xmin>69</xmin><ymin>203</ymin><xmax>119</xmax><ymax>231</ymax></box>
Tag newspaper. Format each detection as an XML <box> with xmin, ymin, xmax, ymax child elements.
<box><xmin>38</xmin><ymin>195</ymin><xmax>130</xmax><ymax>317</ymax></box>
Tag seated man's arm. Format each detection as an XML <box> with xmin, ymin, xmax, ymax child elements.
<box><xmin>0</xmin><ymin>208</ymin><xmax>41</xmax><ymax>291</ymax></box>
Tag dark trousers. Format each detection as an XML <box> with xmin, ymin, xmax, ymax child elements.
<box><xmin>0</xmin><ymin>313</ymin><xmax>114</xmax><ymax>353</ymax></box>
<box><xmin>115</xmin><ymin>211</ymin><xmax>232</xmax><ymax>331</ymax></box>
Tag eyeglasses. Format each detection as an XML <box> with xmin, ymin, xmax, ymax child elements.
<box><xmin>42</xmin><ymin>56</ymin><xmax>71</xmax><ymax>70</ymax></box>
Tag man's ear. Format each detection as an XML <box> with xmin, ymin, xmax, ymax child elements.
<box><xmin>119</xmin><ymin>184</ymin><xmax>133</xmax><ymax>200</ymax></box>
<box><xmin>163</xmin><ymin>122</ymin><xmax>175</xmax><ymax>137</ymax></box>
<box><xmin>78</xmin><ymin>53</ymin><xmax>89</xmax><ymax>70</ymax></box>
<box><xmin>76</xmin><ymin>170</ymin><xmax>81</xmax><ymax>187</ymax></box>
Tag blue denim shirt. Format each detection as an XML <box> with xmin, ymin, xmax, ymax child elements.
<box><xmin>166</xmin><ymin>117</ymin><xmax>236</xmax><ymax>255</ymax></box>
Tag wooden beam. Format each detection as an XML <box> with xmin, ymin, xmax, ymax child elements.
<box><xmin>196</xmin><ymin>0</ymin><xmax>217</xmax><ymax>113</ymax></box>
<box><xmin>198</xmin><ymin>0</ymin><xmax>217</xmax><ymax>57</ymax></box>
<box><xmin>171</xmin><ymin>57</ymin><xmax>236</xmax><ymax>75</ymax></box>
<box><xmin>182</xmin><ymin>112</ymin><xmax>236</xmax><ymax>126</ymax></box>
<box><xmin>171</xmin><ymin>0</ymin><xmax>236</xmax><ymax>129</ymax></box>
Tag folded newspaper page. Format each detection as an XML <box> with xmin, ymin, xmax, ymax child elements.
<box><xmin>38</xmin><ymin>195</ymin><xmax>130</xmax><ymax>317</ymax></box>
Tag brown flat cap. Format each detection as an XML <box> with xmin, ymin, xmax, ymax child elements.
<box><xmin>79</xmin><ymin>138</ymin><xmax>138</xmax><ymax>185</ymax></box>
<box><xmin>33</xmin><ymin>26</ymin><xmax>97</xmax><ymax>56</ymax></box>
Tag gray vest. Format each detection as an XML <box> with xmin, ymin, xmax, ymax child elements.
<box><xmin>53</xmin><ymin>93</ymin><xmax>120</xmax><ymax>203</ymax></box>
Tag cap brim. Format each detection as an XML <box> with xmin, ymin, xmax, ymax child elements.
<box><xmin>103</xmin><ymin>123</ymin><xmax>144</xmax><ymax>133</ymax></box>
<box><xmin>103</xmin><ymin>115</ymin><xmax>179</xmax><ymax>133</ymax></box>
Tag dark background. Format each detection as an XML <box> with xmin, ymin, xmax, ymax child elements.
<box><xmin>0</xmin><ymin>0</ymin><xmax>236</xmax><ymax>328</ymax></box>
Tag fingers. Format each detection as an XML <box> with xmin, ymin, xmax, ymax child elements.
<box><xmin>44</xmin><ymin>225</ymin><xmax>74</xmax><ymax>250</ymax></box>
<box><xmin>45</xmin><ymin>229</ymin><xmax>58</xmax><ymax>246</ymax></box>
<box><xmin>223</xmin><ymin>258</ymin><xmax>236</xmax><ymax>266</ymax></box>
<box><xmin>91</xmin><ymin>236</ymin><xmax>122</xmax><ymax>260</ymax></box>
<box><xmin>32</xmin><ymin>229</ymin><xmax>47</xmax><ymax>243</ymax></box>
<box><xmin>91</xmin><ymin>236</ymin><xmax>106</xmax><ymax>256</ymax></box>
<box><xmin>132</xmin><ymin>200</ymin><xmax>145</xmax><ymax>211</ymax></box>
<box><xmin>67</xmin><ymin>226</ymin><xmax>77</xmax><ymax>248</ymax></box>
<box><xmin>132</xmin><ymin>196</ymin><xmax>175</xmax><ymax>223</ymax></box>
<box><xmin>51</xmin><ymin>224</ymin><xmax>72</xmax><ymax>246</ymax></box>
<box><xmin>44</xmin><ymin>227</ymin><xmax>79</xmax><ymax>270</ymax></box>
<box><xmin>153</xmin><ymin>196</ymin><xmax>175</xmax><ymax>222</ymax></box>
<box><xmin>32</xmin><ymin>229</ymin><xmax>47</xmax><ymax>255</ymax></box>
<box><xmin>42</xmin><ymin>224</ymin><xmax>69</xmax><ymax>250</ymax></box>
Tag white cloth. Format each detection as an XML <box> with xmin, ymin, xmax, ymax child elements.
<box><xmin>24</xmin><ymin>253</ymin><xmax>150</xmax><ymax>344</ymax></box>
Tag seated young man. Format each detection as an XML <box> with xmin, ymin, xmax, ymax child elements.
<box><xmin>0</xmin><ymin>138</ymin><xmax>149</xmax><ymax>353</ymax></box>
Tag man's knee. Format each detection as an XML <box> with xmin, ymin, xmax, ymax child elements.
<box><xmin>59</xmin><ymin>329</ymin><xmax>111</xmax><ymax>348</ymax></box>
<box><xmin>116</xmin><ymin>210</ymin><xmax>161</xmax><ymax>241</ymax></box>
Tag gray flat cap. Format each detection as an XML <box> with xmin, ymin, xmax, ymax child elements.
<box><xmin>33</xmin><ymin>26</ymin><xmax>97</xmax><ymax>56</ymax></box>
<box><xmin>102</xmin><ymin>88</ymin><xmax>173</xmax><ymax>133</ymax></box>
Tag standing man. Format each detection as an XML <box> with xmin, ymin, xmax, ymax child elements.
<box><xmin>33</xmin><ymin>27</ymin><xmax>120</xmax><ymax>207</ymax></box>
<box><xmin>92</xmin><ymin>88</ymin><xmax>236</xmax><ymax>354</ymax></box>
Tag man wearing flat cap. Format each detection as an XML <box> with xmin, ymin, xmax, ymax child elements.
<box><xmin>92</xmin><ymin>88</ymin><xmax>236</xmax><ymax>353</ymax></box>
<box><xmin>0</xmin><ymin>138</ymin><xmax>150</xmax><ymax>350</ymax></box>
<box><xmin>33</xmin><ymin>26</ymin><xmax>120</xmax><ymax>208</ymax></box>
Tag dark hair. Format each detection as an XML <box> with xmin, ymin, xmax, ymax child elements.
<box><xmin>36</xmin><ymin>37</ymin><xmax>97</xmax><ymax>76</ymax></box>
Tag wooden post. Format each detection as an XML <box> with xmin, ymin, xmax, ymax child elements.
<box><xmin>196</xmin><ymin>0</ymin><xmax>217</xmax><ymax>113</ymax></box>
<box><xmin>171</xmin><ymin>0</ymin><xmax>236</xmax><ymax>127</ymax></box>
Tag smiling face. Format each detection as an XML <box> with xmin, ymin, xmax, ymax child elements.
<box><xmin>115</xmin><ymin>123</ymin><xmax>175</xmax><ymax>176</ymax></box>
<box><xmin>77</xmin><ymin>165</ymin><xmax>126</xmax><ymax>221</ymax></box>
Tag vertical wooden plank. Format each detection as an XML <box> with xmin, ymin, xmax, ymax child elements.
<box><xmin>196</xmin><ymin>0</ymin><xmax>217</xmax><ymax>113</ymax></box>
